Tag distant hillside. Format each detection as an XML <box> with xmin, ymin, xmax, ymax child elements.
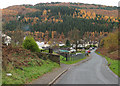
<box><xmin>2</xmin><ymin>2</ymin><xmax>119</xmax><ymax>38</ymax></box>
<box><xmin>31</xmin><ymin>2</ymin><xmax>118</xmax><ymax>17</ymax></box>
<box><xmin>2</xmin><ymin>5</ymin><xmax>40</xmax><ymax>22</ymax></box>
<box><xmin>2</xmin><ymin>2</ymin><xmax>118</xmax><ymax>22</ymax></box>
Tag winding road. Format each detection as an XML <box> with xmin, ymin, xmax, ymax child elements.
<box><xmin>55</xmin><ymin>50</ymin><xmax>118</xmax><ymax>84</ymax></box>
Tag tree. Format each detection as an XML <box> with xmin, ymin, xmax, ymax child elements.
<box><xmin>3</xmin><ymin>5</ymin><xmax>118</xmax><ymax>40</ymax></box>
<box><xmin>45</xmin><ymin>30</ymin><xmax>49</xmax><ymax>42</ymax></box>
<box><xmin>66</xmin><ymin>40</ymin><xmax>70</xmax><ymax>46</ymax></box>
<box><xmin>11</xmin><ymin>29</ymin><xmax>24</xmax><ymax>46</ymax></box>
<box><xmin>23</xmin><ymin>36</ymin><xmax>40</xmax><ymax>52</ymax></box>
<box><xmin>68</xmin><ymin>28</ymin><xmax>81</xmax><ymax>51</ymax></box>
<box><xmin>100</xmin><ymin>29</ymin><xmax>118</xmax><ymax>52</ymax></box>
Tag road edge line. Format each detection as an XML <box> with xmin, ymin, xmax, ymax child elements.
<box><xmin>72</xmin><ymin>55</ymin><xmax>92</xmax><ymax>66</ymax></box>
<box><xmin>103</xmin><ymin>57</ymin><xmax>118</xmax><ymax>78</ymax></box>
<box><xmin>48</xmin><ymin>56</ymin><xmax>92</xmax><ymax>86</ymax></box>
<box><xmin>48</xmin><ymin>68</ymin><xmax>69</xmax><ymax>86</ymax></box>
<box><xmin>95</xmin><ymin>52</ymin><xmax>119</xmax><ymax>78</ymax></box>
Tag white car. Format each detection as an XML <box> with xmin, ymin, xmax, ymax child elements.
<box><xmin>76</xmin><ymin>53</ymin><xmax>82</xmax><ymax>55</ymax></box>
<box><xmin>70</xmin><ymin>49</ymin><xmax>76</xmax><ymax>52</ymax></box>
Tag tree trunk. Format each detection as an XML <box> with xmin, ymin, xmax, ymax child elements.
<box><xmin>75</xmin><ymin>41</ymin><xmax>78</xmax><ymax>52</ymax></box>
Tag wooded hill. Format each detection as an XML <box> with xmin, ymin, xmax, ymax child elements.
<box><xmin>2</xmin><ymin>2</ymin><xmax>119</xmax><ymax>38</ymax></box>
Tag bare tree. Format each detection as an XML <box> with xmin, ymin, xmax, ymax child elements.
<box><xmin>68</xmin><ymin>28</ymin><xmax>81</xmax><ymax>51</ymax></box>
<box><xmin>11</xmin><ymin>29</ymin><xmax>24</xmax><ymax>46</ymax></box>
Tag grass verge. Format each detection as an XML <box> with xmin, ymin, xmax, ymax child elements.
<box><xmin>95</xmin><ymin>51</ymin><xmax>120</xmax><ymax>77</ymax></box>
<box><xmin>2</xmin><ymin>60</ymin><xmax>60</xmax><ymax>84</ymax></box>
<box><xmin>60</xmin><ymin>55</ymin><xmax>87</xmax><ymax>64</ymax></box>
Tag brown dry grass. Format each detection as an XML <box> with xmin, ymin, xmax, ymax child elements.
<box><xmin>2</xmin><ymin>44</ymin><xmax>43</xmax><ymax>71</ymax></box>
<box><xmin>96</xmin><ymin>48</ymin><xmax>119</xmax><ymax>60</ymax></box>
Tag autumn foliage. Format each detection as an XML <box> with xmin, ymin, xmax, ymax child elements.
<box><xmin>96</xmin><ymin>29</ymin><xmax>119</xmax><ymax>60</ymax></box>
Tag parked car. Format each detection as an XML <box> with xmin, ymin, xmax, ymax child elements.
<box><xmin>76</xmin><ymin>53</ymin><xmax>82</xmax><ymax>55</ymax></box>
<box><xmin>92</xmin><ymin>47</ymin><xmax>95</xmax><ymax>49</ymax></box>
<box><xmin>87</xmin><ymin>50</ymin><xmax>91</xmax><ymax>53</ymax></box>
<box><xmin>89</xmin><ymin>49</ymin><xmax>92</xmax><ymax>51</ymax></box>
<box><xmin>90</xmin><ymin>47</ymin><xmax>93</xmax><ymax>49</ymax></box>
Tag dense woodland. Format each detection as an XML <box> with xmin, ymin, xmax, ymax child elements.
<box><xmin>2</xmin><ymin>2</ymin><xmax>119</xmax><ymax>42</ymax></box>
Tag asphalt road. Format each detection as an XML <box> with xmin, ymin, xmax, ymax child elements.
<box><xmin>55</xmin><ymin>50</ymin><xmax>118</xmax><ymax>84</ymax></box>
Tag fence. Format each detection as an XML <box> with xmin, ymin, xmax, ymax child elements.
<box><xmin>61</xmin><ymin>53</ymin><xmax>86</xmax><ymax>61</ymax></box>
<box><xmin>68</xmin><ymin>53</ymin><xmax>86</xmax><ymax>61</ymax></box>
<box><xmin>35</xmin><ymin>52</ymin><xmax>60</xmax><ymax>64</ymax></box>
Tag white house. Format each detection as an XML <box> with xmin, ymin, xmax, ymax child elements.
<box><xmin>69</xmin><ymin>47</ymin><xmax>76</xmax><ymax>52</ymax></box>
<box><xmin>69</xmin><ymin>49</ymin><xmax>76</xmax><ymax>52</ymax></box>
<box><xmin>59</xmin><ymin>43</ymin><xmax>65</xmax><ymax>47</ymax></box>
<box><xmin>2</xmin><ymin>34</ymin><xmax>11</xmax><ymax>46</ymax></box>
<box><xmin>36</xmin><ymin>41</ymin><xmax>50</xmax><ymax>49</ymax></box>
<box><xmin>36</xmin><ymin>41</ymin><xmax>44</xmax><ymax>49</ymax></box>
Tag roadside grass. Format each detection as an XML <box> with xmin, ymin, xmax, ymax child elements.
<box><xmin>2</xmin><ymin>60</ymin><xmax>60</xmax><ymax>84</ymax></box>
<box><xmin>79</xmin><ymin>51</ymin><xmax>85</xmax><ymax>54</ymax></box>
<box><xmin>40</xmin><ymin>50</ymin><xmax>57</xmax><ymax>55</ymax></box>
<box><xmin>60</xmin><ymin>55</ymin><xmax>87</xmax><ymax>64</ymax></box>
<box><xmin>39</xmin><ymin>49</ymin><xmax>49</xmax><ymax>53</ymax></box>
<box><xmin>95</xmin><ymin>51</ymin><xmax>120</xmax><ymax>77</ymax></box>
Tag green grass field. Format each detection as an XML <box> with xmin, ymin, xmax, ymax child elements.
<box><xmin>95</xmin><ymin>52</ymin><xmax>120</xmax><ymax>77</ymax></box>
<box><xmin>60</xmin><ymin>55</ymin><xmax>87</xmax><ymax>64</ymax></box>
<box><xmin>2</xmin><ymin>60</ymin><xmax>59</xmax><ymax>84</ymax></box>
<box><xmin>105</xmin><ymin>56</ymin><xmax>119</xmax><ymax>77</ymax></box>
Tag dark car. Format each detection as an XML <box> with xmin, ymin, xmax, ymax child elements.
<box><xmin>92</xmin><ymin>47</ymin><xmax>95</xmax><ymax>49</ymax></box>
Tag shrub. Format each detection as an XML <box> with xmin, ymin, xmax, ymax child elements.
<box><xmin>23</xmin><ymin>36</ymin><xmax>40</xmax><ymax>52</ymax></box>
<box><xmin>85</xmin><ymin>45</ymin><xmax>90</xmax><ymax>49</ymax></box>
<box><xmin>100</xmin><ymin>29</ymin><xmax>118</xmax><ymax>51</ymax></box>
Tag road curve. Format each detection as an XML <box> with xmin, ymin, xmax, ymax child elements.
<box><xmin>55</xmin><ymin>50</ymin><xmax>118</xmax><ymax>84</ymax></box>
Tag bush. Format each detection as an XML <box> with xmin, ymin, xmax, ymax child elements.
<box><xmin>90</xmin><ymin>45</ymin><xmax>97</xmax><ymax>47</ymax></box>
<box><xmin>100</xmin><ymin>29</ymin><xmax>118</xmax><ymax>51</ymax></box>
<box><xmin>23</xmin><ymin>36</ymin><xmax>40</xmax><ymax>52</ymax></box>
<box><xmin>85</xmin><ymin>45</ymin><xmax>90</xmax><ymax>49</ymax></box>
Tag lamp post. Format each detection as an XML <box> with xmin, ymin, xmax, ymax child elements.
<box><xmin>17</xmin><ymin>16</ymin><xmax>21</xmax><ymax>29</ymax></box>
<box><xmin>16</xmin><ymin>16</ymin><xmax>21</xmax><ymax>46</ymax></box>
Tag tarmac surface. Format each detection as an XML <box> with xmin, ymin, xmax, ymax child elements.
<box><xmin>55</xmin><ymin>50</ymin><xmax>118</xmax><ymax>84</ymax></box>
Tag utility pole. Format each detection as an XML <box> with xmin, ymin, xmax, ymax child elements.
<box><xmin>16</xmin><ymin>16</ymin><xmax>21</xmax><ymax>45</ymax></box>
<box><xmin>17</xmin><ymin>16</ymin><xmax>21</xmax><ymax>30</ymax></box>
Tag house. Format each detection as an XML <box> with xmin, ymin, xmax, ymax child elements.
<box><xmin>36</xmin><ymin>41</ymin><xmax>50</xmax><ymax>49</ymax></box>
<box><xmin>2</xmin><ymin>34</ymin><xmax>11</xmax><ymax>46</ymax></box>
<box><xmin>59</xmin><ymin>43</ymin><xmax>65</xmax><ymax>47</ymax></box>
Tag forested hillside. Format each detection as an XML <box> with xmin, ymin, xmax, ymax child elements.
<box><xmin>2</xmin><ymin>2</ymin><xmax>119</xmax><ymax>39</ymax></box>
